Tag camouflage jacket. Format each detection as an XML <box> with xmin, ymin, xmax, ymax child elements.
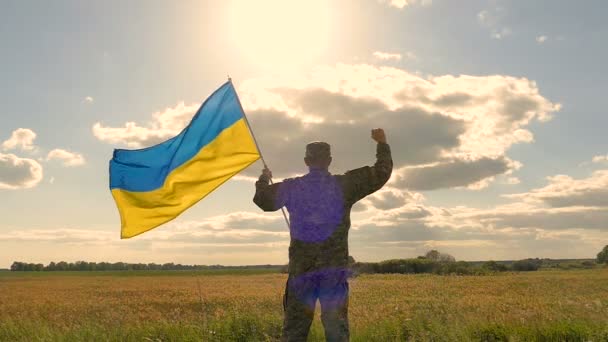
<box><xmin>253</xmin><ymin>143</ymin><xmax>393</xmax><ymax>277</ymax></box>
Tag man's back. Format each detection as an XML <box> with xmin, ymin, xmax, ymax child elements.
<box><xmin>253</xmin><ymin>130</ymin><xmax>392</xmax><ymax>341</ymax></box>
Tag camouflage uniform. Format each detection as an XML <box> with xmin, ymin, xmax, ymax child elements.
<box><xmin>254</xmin><ymin>142</ymin><xmax>393</xmax><ymax>342</ymax></box>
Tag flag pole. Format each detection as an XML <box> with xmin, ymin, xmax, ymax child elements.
<box><xmin>228</xmin><ymin>77</ymin><xmax>291</xmax><ymax>229</ymax></box>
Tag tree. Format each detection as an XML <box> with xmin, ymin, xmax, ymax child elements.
<box><xmin>424</xmin><ymin>250</ymin><xmax>455</xmax><ymax>263</ymax></box>
<box><xmin>424</xmin><ymin>250</ymin><xmax>441</xmax><ymax>261</ymax></box>
<box><xmin>10</xmin><ymin>262</ymin><xmax>24</xmax><ymax>271</ymax></box>
<box><xmin>597</xmin><ymin>245</ymin><xmax>608</xmax><ymax>264</ymax></box>
<box><xmin>438</xmin><ymin>253</ymin><xmax>456</xmax><ymax>263</ymax></box>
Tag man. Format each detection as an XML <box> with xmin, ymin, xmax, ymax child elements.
<box><xmin>253</xmin><ymin>128</ymin><xmax>393</xmax><ymax>341</ymax></box>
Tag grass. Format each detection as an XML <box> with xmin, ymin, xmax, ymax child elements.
<box><xmin>1</xmin><ymin>269</ymin><xmax>608</xmax><ymax>341</ymax></box>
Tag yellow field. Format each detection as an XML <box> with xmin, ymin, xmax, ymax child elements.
<box><xmin>1</xmin><ymin>269</ymin><xmax>608</xmax><ymax>341</ymax></box>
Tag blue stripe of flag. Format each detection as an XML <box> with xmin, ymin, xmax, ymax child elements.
<box><xmin>109</xmin><ymin>81</ymin><xmax>244</xmax><ymax>192</ymax></box>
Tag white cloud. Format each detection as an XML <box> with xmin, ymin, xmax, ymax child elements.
<box><xmin>390</xmin><ymin>157</ymin><xmax>521</xmax><ymax>191</ymax></box>
<box><xmin>592</xmin><ymin>155</ymin><xmax>608</xmax><ymax>163</ymax></box>
<box><xmin>491</xmin><ymin>27</ymin><xmax>512</xmax><ymax>40</ymax></box>
<box><xmin>378</xmin><ymin>0</ymin><xmax>431</xmax><ymax>9</ymax></box>
<box><xmin>476</xmin><ymin>206</ymin><xmax>608</xmax><ymax>231</ymax></box>
<box><xmin>2</xmin><ymin>128</ymin><xmax>37</xmax><ymax>152</ymax></box>
<box><xmin>347</xmin><ymin>162</ymin><xmax>608</xmax><ymax>258</ymax></box>
<box><xmin>360</xmin><ymin>187</ymin><xmax>425</xmax><ymax>211</ymax></box>
<box><xmin>0</xmin><ymin>228</ymin><xmax>114</xmax><ymax>244</ymax></box>
<box><xmin>46</xmin><ymin>149</ymin><xmax>86</xmax><ymax>167</ymax></box>
<box><xmin>84</xmin><ymin>96</ymin><xmax>94</xmax><ymax>103</ymax></box>
<box><xmin>232</xmin><ymin>174</ymin><xmax>259</xmax><ymax>182</ymax></box>
<box><xmin>478</xmin><ymin>8</ymin><xmax>511</xmax><ymax>40</ymax></box>
<box><xmin>536</xmin><ymin>35</ymin><xmax>548</xmax><ymax>43</ymax></box>
<box><xmin>96</xmin><ymin>63</ymin><xmax>559</xmax><ymax>192</ymax></box>
<box><xmin>3</xmin><ymin>166</ymin><xmax>607</xmax><ymax>262</ymax></box>
<box><xmin>505</xmin><ymin>170</ymin><xmax>608</xmax><ymax>208</ymax></box>
<box><xmin>0</xmin><ymin>153</ymin><xmax>43</xmax><ymax>189</ymax></box>
<box><xmin>0</xmin><ymin>212</ymin><xmax>289</xmax><ymax>246</ymax></box>
<box><xmin>373</xmin><ymin>51</ymin><xmax>402</xmax><ymax>61</ymax></box>
<box><xmin>93</xmin><ymin>102</ymin><xmax>199</xmax><ymax>148</ymax></box>
<box><xmin>0</xmin><ymin>224</ymin><xmax>290</xmax><ymax>267</ymax></box>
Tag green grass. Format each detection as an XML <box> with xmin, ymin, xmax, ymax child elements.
<box><xmin>1</xmin><ymin>269</ymin><xmax>608</xmax><ymax>341</ymax></box>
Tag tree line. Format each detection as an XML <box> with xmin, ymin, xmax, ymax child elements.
<box><xmin>348</xmin><ymin>249</ymin><xmax>604</xmax><ymax>276</ymax></box>
<box><xmin>10</xmin><ymin>245</ymin><xmax>607</xmax><ymax>273</ymax></box>
<box><xmin>9</xmin><ymin>261</ymin><xmax>281</xmax><ymax>272</ymax></box>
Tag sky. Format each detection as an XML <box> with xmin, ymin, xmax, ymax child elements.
<box><xmin>1</xmin><ymin>0</ymin><xmax>607</xmax><ymax>268</ymax></box>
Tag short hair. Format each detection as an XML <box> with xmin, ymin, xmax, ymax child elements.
<box><xmin>305</xmin><ymin>141</ymin><xmax>331</xmax><ymax>161</ymax></box>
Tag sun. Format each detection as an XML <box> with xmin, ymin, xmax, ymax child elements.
<box><xmin>228</xmin><ymin>0</ymin><xmax>331</xmax><ymax>69</ymax></box>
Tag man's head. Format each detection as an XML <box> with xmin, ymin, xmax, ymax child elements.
<box><xmin>304</xmin><ymin>141</ymin><xmax>332</xmax><ymax>170</ymax></box>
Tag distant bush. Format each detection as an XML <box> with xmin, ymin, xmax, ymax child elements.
<box><xmin>424</xmin><ymin>249</ymin><xmax>456</xmax><ymax>263</ymax></box>
<box><xmin>352</xmin><ymin>258</ymin><xmax>438</xmax><ymax>275</ymax></box>
<box><xmin>511</xmin><ymin>259</ymin><xmax>541</xmax><ymax>272</ymax></box>
<box><xmin>554</xmin><ymin>260</ymin><xmax>596</xmax><ymax>270</ymax></box>
<box><xmin>352</xmin><ymin>258</ymin><xmax>483</xmax><ymax>276</ymax></box>
<box><xmin>581</xmin><ymin>260</ymin><xmax>596</xmax><ymax>268</ymax></box>
<box><xmin>481</xmin><ymin>260</ymin><xmax>510</xmax><ymax>272</ymax></box>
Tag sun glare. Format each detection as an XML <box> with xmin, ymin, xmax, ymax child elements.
<box><xmin>229</xmin><ymin>0</ymin><xmax>330</xmax><ymax>69</ymax></box>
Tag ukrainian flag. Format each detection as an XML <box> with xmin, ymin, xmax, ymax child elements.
<box><xmin>109</xmin><ymin>81</ymin><xmax>260</xmax><ymax>238</ymax></box>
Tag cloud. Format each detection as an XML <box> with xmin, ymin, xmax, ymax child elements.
<box><xmin>0</xmin><ymin>228</ymin><xmax>114</xmax><ymax>244</ymax></box>
<box><xmin>46</xmin><ymin>149</ymin><xmax>86</xmax><ymax>167</ymax></box>
<box><xmin>232</xmin><ymin>174</ymin><xmax>259</xmax><ymax>182</ymax></box>
<box><xmin>348</xmin><ymin>163</ymin><xmax>608</xmax><ymax>257</ymax></box>
<box><xmin>346</xmin><ymin>199</ymin><xmax>607</xmax><ymax>260</ymax></box>
<box><xmin>491</xmin><ymin>28</ymin><xmax>512</xmax><ymax>40</ymax></box>
<box><xmin>478</xmin><ymin>8</ymin><xmax>511</xmax><ymax>40</ymax></box>
<box><xmin>84</xmin><ymin>96</ymin><xmax>94</xmax><ymax>104</ymax></box>
<box><xmin>390</xmin><ymin>157</ymin><xmax>520</xmax><ymax>190</ymax></box>
<box><xmin>475</xmin><ymin>206</ymin><xmax>608</xmax><ymax>231</ymax></box>
<box><xmin>3</xmin><ymin>182</ymin><xmax>606</xmax><ymax>263</ymax></box>
<box><xmin>362</xmin><ymin>187</ymin><xmax>424</xmax><ymax>211</ymax></box>
<box><xmin>477</xmin><ymin>10</ymin><xmax>493</xmax><ymax>25</ymax></box>
<box><xmin>373</xmin><ymin>51</ymin><xmax>402</xmax><ymax>61</ymax></box>
<box><xmin>536</xmin><ymin>35</ymin><xmax>548</xmax><ymax>44</ymax></box>
<box><xmin>186</xmin><ymin>211</ymin><xmax>288</xmax><ymax>232</ymax></box>
<box><xmin>592</xmin><ymin>155</ymin><xmax>608</xmax><ymax>163</ymax></box>
<box><xmin>93</xmin><ymin>102</ymin><xmax>199</xmax><ymax>148</ymax></box>
<box><xmin>95</xmin><ymin>63</ymin><xmax>559</xmax><ymax>192</ymax></box>
<box><xmin>505</xmin><ymin>170</ymin><xmax>608</xmax><ymax>208</ymax></box>
<box><xmin>2</xmin><ymin>128</ymin><xmax>37</xmax><ymax>152</ymax></box>
<box><xmin>428</xmin><ymin>167</ymin><xmax>608</xmax><ymax>233</ymax></box>
<box><xmin>0</xmin><ymin>153</ymin><xmax>43</xmax><ymax>189</ymax></box>
<box><xmin>372</xmin><ymin>51</ymin><xmax>416</xmax><ymax>63</ymax></box>
<box><xmin>377</xmin><ymin>0</ymin><xmax>432</xmax><ymax>9</ymax></box>
<box><xmin>0</xmin><ymin>211</ymin><xmax>289</xmax><ymax>247</ymax></box>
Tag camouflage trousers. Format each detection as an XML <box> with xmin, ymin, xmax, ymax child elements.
<box><xmin>281</xmin><ymin>273</ymin><xmax>350</xmax><ymax>342</ymax></box>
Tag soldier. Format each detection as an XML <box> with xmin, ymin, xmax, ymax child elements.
<box><xmin>253</xmin><ymin>128</ymin><xmax>393</xmax><ymax>341</ymax></box>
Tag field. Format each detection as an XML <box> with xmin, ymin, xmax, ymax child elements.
<box><xmin>1</xmin><ymin>269</ymin><xmax>608</xmax><ymax>341</ymax></box>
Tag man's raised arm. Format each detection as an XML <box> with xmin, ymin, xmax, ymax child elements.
<box><xmin>343</xmin><ymin>128</ymin><xmax>393</xmax><ymax>204</ymax></box>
